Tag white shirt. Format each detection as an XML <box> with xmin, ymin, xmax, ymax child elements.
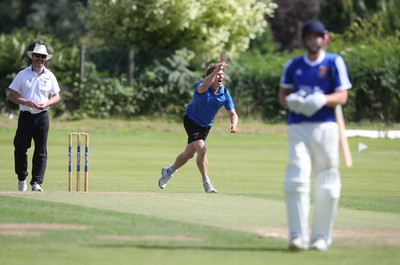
<box><xmin>9</xmin><ymin>66</ymin><xmax>60</xmax><ymax>114</ymax></box>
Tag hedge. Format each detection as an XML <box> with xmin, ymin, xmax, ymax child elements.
<box><xmin>1</xmin><ymin>32</ymin><xmax>399</xmax><ymax>123</ymax></box>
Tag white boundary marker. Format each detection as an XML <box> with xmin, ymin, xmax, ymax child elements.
<box><xmin>346</xmin><ymin>130</ymin><xmax>400</xmax><ymax>139</ymax></box>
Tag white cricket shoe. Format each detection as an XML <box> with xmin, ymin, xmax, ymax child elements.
<box><xmin>31</xmin><ymin>183</ymin><xmax>43</xmax><ymax>192</ymax></box>
<box><xmin>289</xmin><ymin>238</ymin><xmax>308</xmax><ymax>251</ymax></box>
<box><xmin>18</xmin><ymin>180</ymin><xmax>27</xmax><ymax>192</ymax></box>
<box><xmin>203</xmin><ymin>181</ymin><xmax>217</xmax><ymax>193</ymax></box>
<box><xmin>310</xmin><ymin>239</ymin><xmax>328</xmax><ymax>251</ymax></box>
<box><xmin>158</xmin><ymin>167</ymin><xmax>173</xmax><ymax>189</ymax></box>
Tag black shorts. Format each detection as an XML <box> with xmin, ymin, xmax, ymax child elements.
<box><xmin>183</xmin><ymin>115</ymin><xmax>212</xmax><ymax>144</ymax></box>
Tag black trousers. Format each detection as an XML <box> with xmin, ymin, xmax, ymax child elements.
<box><xmin>14</xmin><ymin>111</ymin><xmax>49</xmax><ymax>185</ymax></box>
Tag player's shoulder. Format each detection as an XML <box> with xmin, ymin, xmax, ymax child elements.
<box><xmin>284</xmin><ymin>55</ymin><xmax>304</xmax><ymax>70</ymax></box>
<box><xmin>221</xmin><ymin>85</ymin><xmax>230</xmax><ymax>93</ymax></box>
<box><xmin>289</xmin><ymin>55</ymin><xmax>304</xmax><ymax>64</ymax></box>
<box><xmin>194</xmin><ymin>80</ymin><xmax>202</xmax><ymax>90</ymax></box>
<box><xmin>324</xmin><ymin>52</ymin><xmax>347</xmax><ymax>69</ymax></box>
<box><xmin>324</xmin><ymin>52</ymin><xmax>341</xmax><ymax>61</ymax></box>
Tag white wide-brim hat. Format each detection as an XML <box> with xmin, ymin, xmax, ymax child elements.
<box><xmin>27</xmin><ymin>44</ymin><xmax>52</xmax><ymax>61</ymax></box>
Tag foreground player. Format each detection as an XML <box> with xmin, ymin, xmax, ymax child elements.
<box><xmin>159</xmin><ymin>59</ymin><xmax>238</xmax><ymax>193</ymax></box>
<box><xmin>278</xmin><ymin>20</ymin><xmax>352</xmax><ymax>251</ymax></box>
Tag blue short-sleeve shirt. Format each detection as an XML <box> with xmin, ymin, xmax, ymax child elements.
<box><xmin>185</xmin><ymin>81</ymin><xmax>235</xmax><ymax>127</ymax></box>
<box><xmin>280</xmin><ymin>51</ymin><xmax>352</xmax><ymax>124</ymax></box>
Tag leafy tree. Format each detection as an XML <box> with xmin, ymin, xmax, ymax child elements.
<box><xmin>0</xmin><ymin>0</ymin><xmax>34</xmax><ymax>33</ymax></box>
<box><xmin>0</xmin><ymin>31</ymin><xmax>72</xmax><ymax>113</ymax></box>
<box><xmin>0</xmin><ymin>0</ymin><xmax>86</xmax><ymax>42</ymax></box>
<box><xmin>267</xmin><ymin>0</ymin><xmax>399</xmax><ymax>51</ymax></box>
<box><xmin>0</xmin><ymin>32</ymin><xmax>28</xmax><ymax>112</ymax></box>
<box><xmin>320</xmin><ymin>0</ymin><xmax>400</xmax><ymax>34</ymax></box>
<box><xmin>268</xmin><ymin>0</ymin><xmax>320</xmax><ymax>51</ymax></box>
<box><xmin>383</xmin><ymin>0</ymin><xmax>400</xmax><ymax>34</ymax></box>
<box><xmin>83</xmin><ymin>0</ymin><xmax>277</xmax><ymax>67</ymax></box>
<box><xmin>330</xmin><ymin>15</ymin><xmax>400</xmax><ymax>123</ymax></box>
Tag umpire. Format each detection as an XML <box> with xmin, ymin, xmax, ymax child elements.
<box><xmin>8</xmin><ymin>43</ymin><xmax>61</xmax><ymax>192</ymax></box>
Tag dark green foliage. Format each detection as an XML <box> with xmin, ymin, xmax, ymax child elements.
<box><xmin>0</xmin><ymin>32</ymin><xmax>27</xmax><ymax>112</ymax></box>
<box><xmin>1</xmin><ymin>31</ymin><xmax>399</xmax><ymax>122</ymax></box>
<box><xmin>0</xmin><ymin>31</ymin><xmax>62</xmax><ymax>112</ymax></box>
<box><xmin>62</xmin><ymin>51</ymin><xmax>197</xmax><ymax>119</ymax></box>
<box><xmin>134</xmin><ymin>53</ymin><xmax>197</xmax><ymax>116</ymax></box>
<box><xmin>0</xmin><ymin>0</ymin><xmax>86</xmax><ymax>41</ymax></box>
<box><xmin>320</xmin><ymin>0</ymin><xmax>400</xmax><ymax>34</ymax></box>
<box><xmin>232</xmin><ymin>39</ymin><xmax>400</xmax><ymax>123</ymax></box>
<box><xmin>268</xmin><ymin>0</ymin><xmax>320</xmax><ymax>51</ymax></box>
<box><xmin>328</xmin><ymin>16</ymin><xmax>400</xmax><ymax>123</ymax></box>
<box><xmin>227</xmin><ymin>51</ymin><xmax>293</xmax><ymax>121</ymax></box>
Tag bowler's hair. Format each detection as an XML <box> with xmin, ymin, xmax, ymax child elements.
<box><xmin>206</xmin><ymin>63</ymin><xmax>218</xmax><ymax>76</ymax></box>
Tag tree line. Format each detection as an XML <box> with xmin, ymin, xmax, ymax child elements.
<box><xmin>0</xmin><ymin>0</ymin><xmax>399</xmax><ymax>123</ymax></box>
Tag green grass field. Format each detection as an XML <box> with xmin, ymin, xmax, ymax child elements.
<box><xmin>1</xmin><ymin>116</ymin><xmax>399</xmax><ymax>265</ymax></box>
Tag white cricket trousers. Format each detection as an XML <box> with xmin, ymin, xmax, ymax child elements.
<box><xmin>284</xmin><ymin>122</ymin><xmax>341</xmax><ymax>247</ymax></box>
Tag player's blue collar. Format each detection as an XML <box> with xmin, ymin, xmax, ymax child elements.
<box><xmin>207</xmin><ymin>84</ymin><xmax>225</xmax><ymax>94</ymax></box>
<box><xmin>217</xmin><ymin>84</ymin><xmax>226</xmax><ymax>94</ymax></box>
<box><xmin>218</xmin><ymin>84</ymin><xmax>225</xmax><ymax>94</ymax></box>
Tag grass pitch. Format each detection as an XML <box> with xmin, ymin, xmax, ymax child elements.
<box><xmin>0</xmin><ymin>116</ymin><xmax>399</xmax><ymax>265</ymax></box>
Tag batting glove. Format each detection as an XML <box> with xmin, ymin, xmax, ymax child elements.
<box><xmin>286</xmin><ymin>93</ymin><xmax>306</xmax><ymax>114</ymax></box>
<box><xmin>299</xmin><ymin>92</ymin><xmax>327</xmax><ymax>117</ymax></box>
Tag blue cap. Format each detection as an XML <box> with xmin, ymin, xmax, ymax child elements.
<box><xmin>301</xmin><ymin>20</ymin><xmax>326</xmax><ymax>36</ymax></box>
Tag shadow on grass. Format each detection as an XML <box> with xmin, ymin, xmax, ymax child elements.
<box><xmin>94</xmin><ymin>244</ymin><xmax>292</xmax><ymax>253</ymax></box>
